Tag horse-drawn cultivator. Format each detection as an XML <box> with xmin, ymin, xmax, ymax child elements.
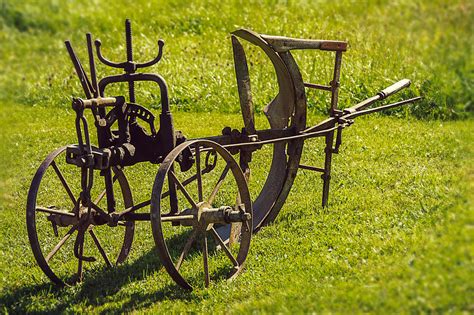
<box><xmin>27</xmin><ymin>20</ymin><xmax>420</xmax><ymax>290</ymax></box>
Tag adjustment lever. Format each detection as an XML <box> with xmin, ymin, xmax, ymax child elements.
<box><xmin>127</xmin><ymin>103</ymin><xmax>157</xmax><ymax>135</ymax></box>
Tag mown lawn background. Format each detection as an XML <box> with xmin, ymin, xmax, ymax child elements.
<box><xmin>0</xmin><ymin>0</ymin><xmax>473</xmax><ymax>313</ymax></box>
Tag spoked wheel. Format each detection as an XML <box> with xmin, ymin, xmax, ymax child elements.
<box><xmin>26</xmin><ymin>146</ymin><xmax>135</xmax><ymax>286</ymax></box>
<box><xmin>151</xmin><ymin>140</ymin><xmax>252</xmax><ymax>290</ymax></box>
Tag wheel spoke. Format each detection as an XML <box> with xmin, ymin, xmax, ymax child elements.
<box><xmin>169</xmin><ymin>171</ymin><xmax>198</xmax><ymax>209</ymax></box>
<box><xmin>45</xmin><ymin>224</ymin><xmax>79</xmax><ymax>263</ymax></box>
<box><xmin>36</xmin><ymin>206</ymin><xmax>75</xmax><ymax>217</ymax></box>
<box><xmin>203</xmin><ymin>231</ymin><xmax>210</xmax><ymax>287</ymax></box>
<box><xmin>207</xmin><ymin>164</ymin><xmax>230</xmax><ymax>205</ymax></box>
<box><xmin>175</xmin><ymin>228</ymin><xmax>198</xmax><ymax>271</ymax></box>
<box><xmin>195</xmin><ymin>145</ymin><xmax>203</xmax><ymax>202</ymax></box>
<box><xmin>94</xmin><ymin>174</ymin><xmax>118</xmax><ymax>205</ymax></box>
<box><xmin>94</xmin><ymin>189</ymin><xmax>107</xmax><ymax>205</ymax></box>
<box><xmin>161</xmin><ymin>174</ymin><xmax>196</xmax><ymax>199</ymax></box>
<box><xmin>77</xmin><ymin>232</ymin><xmax>84</xmax><ymax>282</ymax></box>
<box><xmin>89</xmin><ymin>229</ymin><xmax>112</xmax><ymax>267</ymax></box>
<box><xmin>161</xmin><ymin>159</ymin><xmax>216</xmax><ymax>199</ymax></box>
<box><xmin>210</xmin><ymin>228</ymin><xmax>239</xmax><ymax>268</ymax></box>
<box><xmin>51</xmin><ymin>161</ymin><xmax>76</xmax><ymax>206</ymax></box>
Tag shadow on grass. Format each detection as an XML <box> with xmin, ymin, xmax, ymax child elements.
<box><xmin>0</xmin><ymin>229</ymin><xmax>233</xmax><ymax>313</ymax></box>
<box><xmin>0</xmin><ymin>248</ymin><xmax>196</xmax><ymax>313</ymax></box>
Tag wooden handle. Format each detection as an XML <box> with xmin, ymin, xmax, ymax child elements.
<box><xmin>378</xmin><ymin>79</ymin><xmax>411</xmax><ymax>99</ymax></box>
<box><xmin>72</xmin><ymin>96</ymin><xmax>125</xmax><ymax>110</ymax></box>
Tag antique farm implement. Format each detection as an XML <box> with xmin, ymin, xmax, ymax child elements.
<box><xmin>26</xmin><ymin>20</ymin><xmax>420</xmax><ymax>290</ymax></box>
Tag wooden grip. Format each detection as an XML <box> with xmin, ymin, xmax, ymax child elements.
<box><xmin>72</xmin><ymin>96</ymin><xmax>125</xmax><ymax>110</ymax></box>
<box><xmin>378</xmin><ymin>79</ymin><xmax>411</xmax><ymax>99</ymax></box>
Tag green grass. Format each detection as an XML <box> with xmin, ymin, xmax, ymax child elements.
<box><xmin>0</xmin><ymin>0</ymin><xmax>473</xmax><ymax>313</ymax></box>
<box><xmin>0</xmin><ymin>0</ymin><xmax>473</xmax><ymax>119</ymax></box>
<box><xmin>0</xmin><ymin>103</ymin><xmax>472</xmax><ymax>313</ymax></box>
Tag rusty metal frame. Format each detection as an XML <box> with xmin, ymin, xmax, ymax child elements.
<box><xmin>26</xmin><ymin>20</ymin><xmax>421</xmax><ymax>290</ymax></box>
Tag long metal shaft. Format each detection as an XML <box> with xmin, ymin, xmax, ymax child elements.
<box><xmin>125</xmin><ymin>19</ymin><xmax>136</xmax><ymax>103</ymax></box>
<box><xmin>321</xmin><ymin>131</ymin><xmax>335</xmax><ymax>207</ymax></box>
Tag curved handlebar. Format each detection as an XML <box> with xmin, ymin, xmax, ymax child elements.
<box><xmin>95</xmin><ymin>39</ymin><xmax>165</xmax><ymax>72</ymax></box>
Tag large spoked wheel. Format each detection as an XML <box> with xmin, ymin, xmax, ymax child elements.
<box><xmin>26</xmin><ymin>146</ymin><xmax>135</xmax><ymax>286</ymax></box>
<box><xmin>151</xmin><ymin>140</ymin><xmax>252</xmax><ymax>290</ymax></box>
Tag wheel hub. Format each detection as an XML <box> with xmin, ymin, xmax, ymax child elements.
<box><xmin>178</xmin><ymin>203</ymin><xmax>251</xmax><ymax>231</ymax></box>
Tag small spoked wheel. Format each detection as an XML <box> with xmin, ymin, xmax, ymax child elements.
<box><xmin>26</xmin><ymin>146</ymin><xmax>135</xmax><ymax>285</ymax></box>
<box><xmin>151</xmin><ymin>140</ymin><xmax>252</xmax><ymax>290</ymax></box>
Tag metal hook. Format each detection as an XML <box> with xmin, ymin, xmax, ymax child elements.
<box><xmin>94</xmin><ymin>39</ymin><xmax>127</xmax><ymax>69</ymax></box>
<box><xmin>136</xmin><ymin>39</ymin><xmax>165</xmax><ymax>68</ymax></box>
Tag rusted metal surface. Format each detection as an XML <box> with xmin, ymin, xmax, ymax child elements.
<box><xmin>26</xmin><ymin>147</ymin><xmax>134</xmax><ymax>286</ymax></box>
<box><xmin>27</xmin><ymin>20</ymin><xmax>421</xmax><ymax>290</ymax></box>
<box><xmin>261</xmin><ymin>34</ymin><xmax>347</xmax><ymax>52</ymax></box>
<box><xmin>150</xmin><ymin>140</ymin><xmax>252</xmax><ymax>289</ymax></box>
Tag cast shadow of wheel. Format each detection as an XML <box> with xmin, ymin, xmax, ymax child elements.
<box><xmin>0</xmin><ymin>230</ymin><xmax>231</xmax><ymax>313</ymax></box>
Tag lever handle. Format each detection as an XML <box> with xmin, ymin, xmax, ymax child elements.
<box><xmin>378</xmin><ymin>79</ymin><xmax>411</xmax><ymax>99</ymax></box>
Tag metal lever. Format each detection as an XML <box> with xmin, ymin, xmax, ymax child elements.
<box><xmin>344</xmin><ymin>97</ymin><xmax>422</xmax><ymax>120</ymax></box>
<box><xmin>64</xmin><ymin>41</ymin><xmax>93</xmax><ymax>99</ymax></box>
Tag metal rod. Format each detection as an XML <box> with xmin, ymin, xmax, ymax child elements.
<box><xmin>304</xmin><ymin>82</ymin><xmax>332</xmax><ymax>91</ymax></box>
<box><xmin>195</xmin><ymin>124</ymin><xmax>341</xmax><ymax>155</ymax></box>
<box><xmin>162</xmin><ymin>214</ymin><xmax>195</xmax><ymax>222</ymax></box>
<box><xmin>304</xmin><ymin>81</ymin><xmax>416</xmax><ymax>134</ymax></box>
<box><xmin>195</xmin><ymin>145</ymin><xmax>203</xmax><ymax>202</ymax></box>
<box><xmin>344</xmin><ymin>97</ymin><xmax>422</xmax><ymax>119</ymax></box>
<box><xmin>45</xmin><ymin>224</ymin><xmax>78</xmax><ymax>262</ymax></box>
<box><xmin>36</xmin><ymin>206</ymin><xmax>76</xmax><ymax>217</ymax></box>
<box><xmin>86</xmin><ymin>33</ymin><xmax>99</xmax><ymax>97</ymax></box>
<box><xmin>210</xmin><ymin>228</ymin><xmax>239</xmax><ymax>267</ymax></box>
<box><xmin>125</xmin><ymin>19</ymin><xmax>136</xmax><ymax>103</ymax></box>
<box><xmin>221</xmin><ymin>125</ymin><xmax>341</xmax><ymax>149</ymax></box>
<box><xmin>51</xmin><ymin>161</ymin><xmax>76</xmax><ymax>206</ymax></box>
<box><xmin>64</xmin><ymin>41</ymin><xmax>93</xmax><ymax>99</ymax></box>
<box><xmin>176</xmin><ymin>229</ymin><xmax>198</xmax><ymax>271</ymax></box>
<box><xmin>203</xmin><ymin>231</ymin><xmax>210</xmax><ymax>287</ymax></box>
<box><xmin>330</xmin><ymin>51</ymin><xmax>343</xmax><ymax>116</ymax></box>
<box><xmin>115</xmin><ymin>199</ymin><xmax>151</xmax><ymax>216</ymax></box>
<box><xmin>122</xmin><ymin>213</ymin><xmax>194</xmax><ymax>222</ymax></box>
<box><xmin>321</xmin><ymin>131</ymin><xmax>335</xmax><ymax>207</ymax></box>
<box><xmin>169</xmin><ymin>171</ymin><xmax>198</xmax><ymax>209</ymax></box>
<box><xmin>298</xmin><ymin>164</ymin><xmax>325</xmax><ymax>173</ymax></box>
<box><xmin>89</xmin><ymin>229</ymin><xmax>112</xmax><ymax>267</ymax></box>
